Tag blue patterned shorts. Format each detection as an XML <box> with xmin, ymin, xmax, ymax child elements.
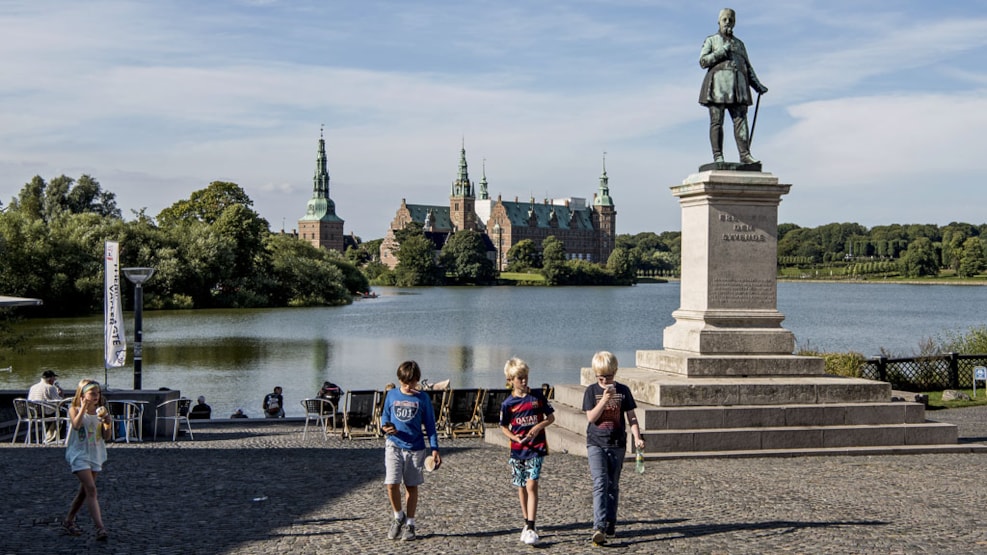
<box><xmin>509</xmin><ymin>456</ymin><xmax>544</xmax><ymax>487</ymax></box>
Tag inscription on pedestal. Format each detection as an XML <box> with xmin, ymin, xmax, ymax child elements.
<box><xmin>709</xmin><ymin>277</ymin><xmax>774</xmax><ymax>306</ymax></box>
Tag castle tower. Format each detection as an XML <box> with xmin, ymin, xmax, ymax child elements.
<box><xmin>592</xmin><ymin>153</ymin><xmax>616</xmax><ymax>262</ymax></box>
<box><xmin>298</xmin><ymin>126</ymin><xmax>345</xmax><ymax>252</ymax></box>
<box><xmin>449</xmin><ymin>139</ymin><xmax>477</xmax><ymax>232</ymax></box>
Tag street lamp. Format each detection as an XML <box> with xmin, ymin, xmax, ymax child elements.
<box><xmin>493</xmin><ymin>223</ymin><xmax>502</xmax><ymax>272</ymax></box>
<box><xmin>122</xmin><ymin>267</ymin><xmax>155</xmax><ymax>390</ymax></box>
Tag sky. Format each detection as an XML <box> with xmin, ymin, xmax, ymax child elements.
<box><xmin>1</xmin><ymin>1</ymin><xmax>986</xmax><ymax>240</ymax></box>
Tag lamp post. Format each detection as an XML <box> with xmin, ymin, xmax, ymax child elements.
<box><xmin>493</xmin><ymin>223</ymin><xmax>502</xmax><ymax>272</ymax></box>
<box><xmin>122</xmin><ymin>267</ymin><xmax>155</xmax><ymax>390</ymax></box>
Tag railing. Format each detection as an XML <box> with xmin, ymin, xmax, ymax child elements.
<box><xmin>861</xmin><ymin>353</ymin><xmax>987</xmax><ymax>390</ymax></box>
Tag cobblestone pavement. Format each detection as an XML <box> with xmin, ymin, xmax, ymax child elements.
<box><xmin>3</xmin><ymin>406</ymin><xmax>986</xmax><ymax>555</ymax></box>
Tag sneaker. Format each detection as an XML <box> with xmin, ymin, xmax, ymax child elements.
<box><xmin>605</xmin><ymin>522</ymin><xmax>616</xmax><ymax>538</ymax></box>
<box><xmin>522</xmin><ymin>527</ymin><xmax>539</xmax><ymax>545</ymax></box>
<box><xmin>401</xmin><ymin>524</ymin><xmax>416</xmax><ymax>541</ymax></box>
<box><xmin>519</xmin><ymin>526</ymin><xmax>530</xmax><ymax>543</ymax></box>
<box><xmin>387</xmin><ymin>513</ymin><xmax>406</xmax><ymax>540</ymax></box>
<box><xmin>591</xmin><ymin>528</ymin><xmax>607</xmax><ymax>546</ymax></box>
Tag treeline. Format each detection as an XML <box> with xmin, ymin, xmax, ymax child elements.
<box><xmin>777</xmin><ymin>222</ymin><xmax>987</xmax><ymax>278</ymax></box>
<box><xmin>0</xmin><ymin>175</ymin><xmax>367</xmax><ymax>316</ymax></box>
<box><xmin>373</xmin><ymin>223</ymin><xmax>642</xmax><ymax>286</ymax></box>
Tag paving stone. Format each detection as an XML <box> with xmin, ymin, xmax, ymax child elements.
<box><xmin>1</xmin><ymin>407</ymin><xmax>985</xmax><ymax>554</ymax></box>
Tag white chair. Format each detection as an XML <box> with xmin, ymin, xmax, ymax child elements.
<box><xmin>300</xmin><ymin>398</ymin><xmax>338</xmax><ymax>441</ymax></box>
<box><xmin>11</xmin><ymin>398</ymin><xmax>45</xmax><ymax>444</ymax></box>
<box><xmin>154</xmin><ymin>398</ymin><xmax>194</xmax><ymax>441</ymax></box>
<box><xmin>109</xmin><ymin>400</ymin><xmax>143</xmax><ymax>443</ymax></box>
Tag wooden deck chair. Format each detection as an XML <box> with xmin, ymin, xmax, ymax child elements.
<box><xmin>481</xmin><ymin>388</ymin><xmax>512</xmax><ymax>425</ymax></box>
<box><xmin>343</xmin><ymin>390</ymin><xmax>381</xmax><ymax>439</ymax></box>
<box><xmin>424</xmin><ymin>389</ymin><xmax>448</xmax><ymax>436</ymax></box>
<box><xmin>444</xmin><ymin>388</ymin><xmax>485</xmax><ymax>438</ymax></box>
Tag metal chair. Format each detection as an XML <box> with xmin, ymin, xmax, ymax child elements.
<box><xmin>109</xmin><ymin>400</ymin><xmax>143</xmax><ymax>443</ymax></box>
<box><xmin>154</xmin><ymin>398</ymin><xmax>194</xmax><ymax>441</ymax></box>
<box><xmin>300</xmin><ymin>398</ymin><xmax>337</xmax><ymax>441</ymax></box>
<box><xmin>11</xmin><ymin>398</ymin><xmax>45</xmax><ymax>444</ymax></box>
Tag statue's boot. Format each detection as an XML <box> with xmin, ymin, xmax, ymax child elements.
<box><xmin>735</xmin><ymin>120</ymin><xmax>759</xmax><ymax>164</ymax></box>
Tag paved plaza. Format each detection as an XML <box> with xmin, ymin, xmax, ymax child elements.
<box><xmin>3</xmin><ymin>406</ymin><xmax>986</xmax><ymax>555</ymax></box>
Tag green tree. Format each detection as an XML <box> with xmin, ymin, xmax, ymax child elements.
<box><xmin>394</xmin><ymin>234</ymin><xmax>442</xmax><ymax>286</ymax></box>
<box><xmin>898</xmin><ymin>237</ymin><xmax>939</xmax><ymax>277</ymax></box>
<box><xmin>506</xmin><ymin>239</ymin><xmax>539</xmax><ymax>270</ymax></box>
<box><xmin>440</xmin><ymin>230</ymin><xmax>495</xmax><ymax>284</ymax></box>
<box><xmin>606</xmin><ymin>247</ymin><xmax>636</xmax><ymax>284</ymax></box>
<box><xmin>540</xmin><ymin>236</ymin><xmax>569</xmax><ymax>285</ymax></box>
<box><xmin>957</xmin><ymin>237</ymin><xmax>986</xmax><ymax>277</ymax></box>
<box><xmin>265</xmin><ymin>234</ymin><xmax>351</xmax><ymax>306</ymax></box>
<box><xmin>157</xmin><ymin>181</ymin><xmax>256</xmax><ymax>226</ymax></box>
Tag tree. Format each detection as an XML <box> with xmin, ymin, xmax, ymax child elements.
<box><xmin>898</xmin><ymin>237</ymin><xmax>939</xmax><ymax>277</ymax></box>
<box><xmin>440</xmin><ymin>230</ymin><xmax>495</xmax><ymax>284</ymax></box>
<box><xmin>606</xmin><ymin>247</ymin><xmax>636</xmax><ymax>284</ymax></box>
<box><xmin>540</xmin><ymin>236</ymin><xmax>569</xmax><ymax>285</ymax></box>
<box><xmin>157</xmin><ymin>181</ymin><xmax>256</xmax><ymax>226</ymax></box>
<box><xmin>957</xmin><ymin>237</ymin><xmax>986</xmax><ymax>277</ymax></box>
<box><xmin>394</xmin><ymin>234</ymin><xmax>442</xmax><ymax>286</ymax></box>
<box><xmin>506</xmin><ymin>239</ymin><xmax>539</xmax><ymax>270</ymax></box>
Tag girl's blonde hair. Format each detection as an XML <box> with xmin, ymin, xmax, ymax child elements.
<box><xmin>71</xmin><ymin>378</ymin><xmax>105</xmax><ymax>410</ymax></box>
<box><xmin>504</xmin><ymin>357</ymin><xmax>530</xmax><ymax>387</ymax></box>
<box><xmin>592</xmin><ymin>351</ymin><xmax>619</xmax><ymax>376</ymax></box>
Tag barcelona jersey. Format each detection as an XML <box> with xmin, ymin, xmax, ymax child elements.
<box><xmin>500</xmin><ymin>390</ymin><xmax>554</xmax><ymax>460</ymax></box>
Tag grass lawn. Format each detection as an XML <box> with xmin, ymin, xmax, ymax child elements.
<box><xmin>498</xmin><ymin>272</ymin><xmax>546</xmax><ymax>284</ymax></box>
<box><xmin>924</xmin><ymin>388</ymin><xmax>987</xmax><ymax>409</ymax></box>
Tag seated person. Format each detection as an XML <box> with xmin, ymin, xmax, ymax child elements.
<box><xmin>317</xmin><ymin>380</ymin><xmax>342</xmax><ymax>415</ymax></box>
<box><xmin>189</xmin><ymin>396</ymin><xmax>212</xmax><ymax>419</ymax></box>
<box><xmin>263</xmin><ymin>386</ymin><xmax>285</xmax><ymax>418</ymax></box>
<box><xmin>230</xmin><ymin>408</ymin><xmax>248</xmax><ymax>418</ymax></box>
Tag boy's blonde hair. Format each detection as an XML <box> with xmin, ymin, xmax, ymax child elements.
<box><xmin>592</xmin><ymin>351</ymin><xmax>618</xmax><ymax>376</ymax></box>
<box><xmin>504</xmin><ymin>357</ymin><xmax>530</xmax><ymax>386</ymax></box>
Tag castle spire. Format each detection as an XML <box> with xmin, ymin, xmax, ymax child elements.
<box><xmin>453</xmin><ymin>138</ymin><xmax>473</xmax><ymax>198</ymax></box>
<box><xmin>478</xmin><ymin>158</ymin><xmax>489</xmax><ymax>200</ymax></box>
<box><xmin>594</xmin><ymin>151</ymin><xmax>614</xmax><ymax>207</ymax></box>
<box><xmin>313</xmin><ymin>124</ymin><xmax>330</xmax><ymax>200</ymax></box>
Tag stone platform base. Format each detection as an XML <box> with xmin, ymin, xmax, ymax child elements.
<box><xmin>578</xmin><ymin>365</ymin><xmax>888</xmax><ymax>407</ymax></box>
<box><xmin>486</xmin><ymin>375</ymin><xmax>981</xmax><ymax>459</ymax></box>
<box><xmin>637</xmin><ymin>349</ymin><xmax>826</xmax><ymax>377</ymax></box>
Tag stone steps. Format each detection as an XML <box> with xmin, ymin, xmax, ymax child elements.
<box><xmin>499</xmin><ymin>383</ymin><xmax>986</xmax><ymax>459</ymax></box>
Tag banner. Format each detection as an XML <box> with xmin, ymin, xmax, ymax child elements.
<box><xmin>104</xmin><ymin>241</ymin><xmax>127</xmax><ymax>368</ymax></box>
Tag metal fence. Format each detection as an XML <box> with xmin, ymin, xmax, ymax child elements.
<box><xmin>861</xmin><ymin>353</ymin><xmax>987</xmax><ymax>390</ymax></box>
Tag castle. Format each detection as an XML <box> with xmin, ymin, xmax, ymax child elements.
<box><xmin>380</xmin><ymin>143</ymin><xmax>617</xmax><ymax>271</ymax></box>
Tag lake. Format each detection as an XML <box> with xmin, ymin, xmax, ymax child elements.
<box><xmin>4</xmin><ymin>282</ymin><xmax>987</xmax><ymax>417</ymax></box>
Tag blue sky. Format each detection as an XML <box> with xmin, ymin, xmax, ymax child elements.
<box><xmin>1</xmin><ymin>1</ymin><xmax>986</xmax><ymax>239</ymax></box>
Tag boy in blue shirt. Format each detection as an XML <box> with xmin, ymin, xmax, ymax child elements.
<box><xmin>380</xmin><ymin>361</ymin><xmax>441</xmax><ymax>541</ymax></box>
<box><xmin>499</xmin><ymin>357</ymin><xmax>555</xmax><ymax>546</ymax></box>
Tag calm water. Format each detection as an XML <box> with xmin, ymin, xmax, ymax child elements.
<box><xmin>4</xmin><ymin>282</ymin><xmax>987</xmax><ymax>417</ymax></box>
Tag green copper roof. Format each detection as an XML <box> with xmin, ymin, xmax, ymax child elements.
<box><xmin>594</xmin><ymin>153</ymin><xmax>614</xmax><ymax>207</ymax></box>
<box><xmin>405</xmin><ymin>204</ymin><xmax>453</xmax><ymax>231</ymax></box>
<box><xmin>499</xmin><ymin>200</ymin><xmax>594</xmax><ymax>230</ymax></box>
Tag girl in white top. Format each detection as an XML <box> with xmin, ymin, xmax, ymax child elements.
<box><xmin>62</xmin><ymin>379</ymin><xmax>112</xmax><ymax>540</ymax></box>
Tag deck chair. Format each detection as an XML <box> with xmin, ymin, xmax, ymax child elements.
<box><xmin>154</xmin><ymin>398</ymin><xmax>194</xmax><ymax>441</ymax></box>
<box><xmin>424</xmin><ymin>389</ymin><xmax>448</xmax><ymax>436</ymax></box>
<box><xmin>481</xmin><ymin>388</ymin><xmax>512</xmax><ymax>425</ymax></box>
<box><xmin>444</xmin><ymin>388</ymin><xmax>485</xmax><ymax>438</ymax></box>
<box><xmin>301</xmin><ymin>398</ymin><xmax>337</xmax><ymax>440</ymax></box>
<box><xmin>343</xmin><ymin>390</ymin><xmax>381</xmax><ymax>439</ymax></box>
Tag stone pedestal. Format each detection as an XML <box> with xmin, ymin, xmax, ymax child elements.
<box><xmin>637</xmin><ymin>169</ymin><xmax>824</xmax><ymax>378</ymax></box>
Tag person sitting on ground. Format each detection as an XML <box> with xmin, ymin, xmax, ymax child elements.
<box><xmin>263</xmin><ymin>386</ymin><xmax>285</xmax><ymax>418</ymax></box>
<box><xmin>230</xmin><ymin>408</ymin><xmax>248</xmax><ymax>419</ymax></box>
<box><xmin>189</xmin><ymin>396</ymin><xmax>212</xmax><ymax>419</ymax></box>
<box><xmin>28</xmin><ymin>369</ymin><xmax>64</xmax><ymax>443</ymax></box>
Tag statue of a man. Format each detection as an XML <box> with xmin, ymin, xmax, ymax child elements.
<box><xmin>699</xmin><ymin>8</ymin><xmax>768</xmax><ymax>165</ymax></box>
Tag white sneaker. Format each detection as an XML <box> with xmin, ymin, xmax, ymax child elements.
<box><xmin>519</xmin><ymin>526</ymin><xmax>530</xmax><ymax>543</ymax></box>
<box><xmin>522</xmin><ymin>527</ymin><xmax>539</xmax><ymax>545</ymax></box>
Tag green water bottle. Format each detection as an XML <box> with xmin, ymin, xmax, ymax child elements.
<box><xmin>635</xmin><ymin>448</ymin><xmax>645</xmax><ymax>474</ymax></box>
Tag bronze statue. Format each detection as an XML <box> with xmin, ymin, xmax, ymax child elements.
<box><xmin>699</xmin><ymin>8</ymin><xmax>768</xmax><ymax>165</ymax></box>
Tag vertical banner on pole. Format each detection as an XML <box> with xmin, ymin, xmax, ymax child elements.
<box><xmin>104</xmin><ymin>241</ymin><xmax>127</xmax><ymax>371</ymax></box>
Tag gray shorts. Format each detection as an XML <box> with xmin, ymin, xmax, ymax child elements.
<box><xmin>384</xmin><ymin>442</ymin><xmax>426</xmax><ymax>487</ymax></box>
